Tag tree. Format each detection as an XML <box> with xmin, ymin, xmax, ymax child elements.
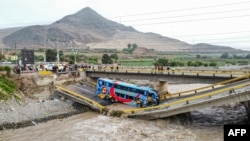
<box><xmin>45</xmin><ymin>49</ymin><xmax>57</xmax><ymax>62</ymax></box>
<box><xmin>187</xmin><ymin>61</ymin><xmax>193</xmax><ymax>66</ymax></box>
<box><xmin>132</xmin><ymin>43</ymin><xmax>138</xmax><ymax>50</ymax></box>
<box><xmin>59</xmin><ymin>51</ymin><xmax>64</xmax><ymax>61</ymax></box>
<box><xmin>194</xmin><ymin>61</ymin><xmax>203</xmax><ymax>67</ymax></box>
<box><xmin>127</xmin><ymin>44</ymin><xmax>131</xmax><ymax>50</ymax></box>
<box><xmin>209</xmin><ymin>62</ymin><xmax>217</xmax><ymax>66</ymax></box>
<box><xmin>0</xmin><ymin>54</ymin><xmax>5</xmax><ymax>61</ymax></box>
<box><xmin>196</xmin><ymin>54</ymin><xmax>201</xmax><ymax>59</ymax></box>
<box><xmin>110</xmin><ymin>53</ymin><xmax>118</xmax><ymax>63</ymax></box>
<box><xmin>123</xmin><ymin>43</ymin><xmax>138</xmax><ymax>54</ymax></box>
<box><xmin>102</xmin><ymin>54</ymin><xmax>113</xmax><ymax>64</ymax></box>
<box><xmin>35</xmin><ymin>55</ymin><xmax>44</xmax><ymax>62</ymax></box>
<box><xmin>220</xmin><ymin>52</ymin><xmax>229</xmax><ymax>59</ymax></box>
<box><xmin>245</xmin><ymin>54</ymin><xmax>250</xmax><ymax>59</ymax></box>
<box><xmin>155</xmin><ymin>58</ymin><xmax>168</xmax><ymax>66</ymax></box>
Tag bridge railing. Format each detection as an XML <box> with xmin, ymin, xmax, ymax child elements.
<box><xmin>85</xmin><ymin>67</ymin><xmax>250</xmax><ymax>78</ymax></box>
<box><xmin>122</xmin><ymin>82</ymin><xmax>250</xmax><ymax>114</ymax></box>
<box><xmin>161</xmin><ymin>74</ymin><xmax>250</xmax><ymax>100</ymax></box>
<box><xmin>55</xmin><ymin>85</ymin><xmax>106</xmax><ymax>111</ymax></box>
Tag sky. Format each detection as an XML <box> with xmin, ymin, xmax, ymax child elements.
<box><xmin>1</xmin><ymin>0</ymin><xmax>250</xmax><ymax>50</ymax></box>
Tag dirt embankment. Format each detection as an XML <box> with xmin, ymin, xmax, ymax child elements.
<box><xmin>0</xmin><ymin>74</ymin><xmax>87</xmax><ymax>130</ymax></box>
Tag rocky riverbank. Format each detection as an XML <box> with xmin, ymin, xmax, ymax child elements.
<box><xmin>0</xmin><ymin>73</ymin><xmax>88</xmax><ymax>130</ymax></box>
<box><xmin>0</xmin><ymin>90</ymin><xmax>87</xmax><ymax>130</ymax></box>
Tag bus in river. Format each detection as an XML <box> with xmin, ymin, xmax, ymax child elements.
<box><xmin>95</xmin><ymin>78</ymin><xmax>159</xmax><ymax>107</ymax></box>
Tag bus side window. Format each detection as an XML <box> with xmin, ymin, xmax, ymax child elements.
<box><xmin>131</xmin><ymin>88</ymin><xmax>139</xmax><ymax>93</ymax></box>
<box><xmin>124</xmin><ymin>95</ymin><xmax>133</xmax><ymax>100</ymax></box>
<box><xmin>131</xmin><ymin>88</ymin><xmax>135</xmax><ymax>93</ymax></box>
<box><xmin>136</xmin><ymin>89</ymin><xmax>139</xmax><ymax>93</ymax></box>
<box><xmin>139</xmin><ymin>90</ymin><xmax>145</xmax><ymax>95</ymax></box>
<box><xmin>117</xmin><ymin>92</ymin><xmax>121</xmax><ymax>97</ymax></box>
<box><xmin>108</xmin><ymin>83</ymin><xmax>113</xmax><ymax>87</ymax></box>
<box><xmin>120</xmin><ymin>93</ymin><xmax>125</xmax><ymax>98</ymax></box>
<box><xmin>114</xmin><ymin>84</ymin><xmax>118</xmax><ymax>88</ymax></box>
<box><xmin>98</xmin><ymin>80</ymin><xmax>103</xmax><ymax>86</ymax></box>
<box><xmin>121</xmin><ymin>86</ymin><xmax>128</xmax><ymax>91</ymax></box>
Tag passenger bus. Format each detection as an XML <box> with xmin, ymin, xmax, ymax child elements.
<box><xmin>95</xmin><ymin>78</ymin><xmax>160</xmax><ymax>107</ymax></box>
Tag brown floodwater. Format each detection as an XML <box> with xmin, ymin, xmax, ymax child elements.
<box><xmin>0</xmin><ymin>111</ymin><xmax>224</xmax><ymax>141</ymax></box>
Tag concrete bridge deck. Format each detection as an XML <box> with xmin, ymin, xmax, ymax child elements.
<box><xmin>125</xmin><ymin>79</ymin><xmax>250</xmax><ymax>119</ymax></box>
<box><xmin>84</xmin><ymin>68</ymin><xmax>250</xmax><ymax>84</ymax></box>
<box><xmin>53</xmin><ymin>73</ymin><xmax>250</xmax><ymax>120</ymax></box>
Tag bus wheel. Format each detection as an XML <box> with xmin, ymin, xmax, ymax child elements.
<box><xmin>110</xmin><ymin>98</ymin><xmax>115</xmax><ymax>103</ymax></box>
<box><xmin>104</xmin><ymin>95</ymin><xmax>109</xmax><ymax>100</ymax></box>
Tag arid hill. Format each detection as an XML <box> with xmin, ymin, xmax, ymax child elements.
<box><xmin>1</xmin><ymin>7</ymin><xmax>247</xmax><ymax>53</ymax></box>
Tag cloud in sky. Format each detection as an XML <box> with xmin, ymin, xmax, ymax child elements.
<box><xmin>1</xmin><ymin>0</ymin><xmax>250</xmax><ymax>50</ymax></box>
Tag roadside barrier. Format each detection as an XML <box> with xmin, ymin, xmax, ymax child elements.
<box><xmin>55</xmin><ymin>85</ymin><xmax>106</xmax><ymax>111</ymax></box>
<box><xmin>38</xmin><ymin>70</ymin><xmax>52</xmax><ymax>76</ymax></box>
<box><xmin>123</xmin><ymin>82</ymin><xmax>250</xmax><ymax>114</ymax></box>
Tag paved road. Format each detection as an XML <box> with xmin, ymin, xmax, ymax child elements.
<box><xmin>65</xmin><ymin>83</ymin><xmax>112</xmax><ymax>106</ymax></box>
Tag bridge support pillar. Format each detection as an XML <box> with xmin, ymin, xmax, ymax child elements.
<box><xmin>80</xmin><ymin>71</ymin><xmax>87</xmax><ymax>81</ymax></box>
<box><xmin>151</xmin><ymin>81</ymin><xmax>168</xmax><ymax>95</ymax></box>
<box><xmin>86</xmin><ymin>77</ymin><xmax>98</xmax><ymax>85</ymax></box>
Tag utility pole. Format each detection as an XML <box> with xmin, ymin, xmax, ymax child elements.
<box><xmin>56</xmin><ymin>38</ymin><xmax>60</xmax><ymax>62</ymax></box>
<box><xmin>14</xmin><ymin>42</ymin><xmax>17</xmax><ymax>65</ymax></box>
<box><xmin>72</xmin><ymin>40</ymin><xmax>76</xmax><ymax>64</ymax></box>
<box><xmin>44</xmin><ymin>38</ymin><xmax>47</xmax><ymax>62</ymax></box>
<box><xmin>1</xmin><ymin>44</ymin><xmax>3</xmax><ymax>56</ymax></box>
<box><xmin>74</xmin><ymin>46</ymin><xmax>76</xmax><ymax>64</ymax></box>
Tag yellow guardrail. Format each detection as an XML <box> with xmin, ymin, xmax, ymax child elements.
<box><xmin>38</xmin><ymin>70</ymin><xmax>52</xmax><ymax>76</ymax></box>
<box><xmin>161</xmin><ymin>74</ymin><xmax>250</xmax><ymax>99</ymax></box>
<box><xmin>55</xmin><ymin>85</ymin><xmax>105</xmax><ymax>110</ymax></box>
<box><xmin>123</xmin><ymin>82</ymin><xmax>250</xmax><ymax>114</ymax></box>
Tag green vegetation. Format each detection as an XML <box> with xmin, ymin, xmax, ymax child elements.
<box><xmin>45</xmin><ymin>49</ymin><xmax>64</xmax><ymax>62</ymax></box>
<box><xmin>118</xmin><ymin>59</ymin><xmax>155</xmax><ymax>66</ymax></box>
<box><xmin>9</xmin><ymin>48</ymin><xmax>249</xmax><ymax>67</ymax></box>
<box><xmin>0</xmin><ymin>66</ymin><xmax>12</xmax><ymax>77</ymax></box>
<box><xmin>116</xmin><ymin>52</ymin><xmax>250</xmax><ymax>67</ymax></box>
<box><xmin>0</xmin><ymin>66</ymin><xmax>20</xmax><ymax>102</ymax></box>
<box><xmin>122</xmin><ymin>43</ymin><xmax>138</xmax><ymax>54</ymax></box>
<box><xmin>102</xmin><ymin>54</ymin><xmax>113</xmax><ymax>64</ymax></box>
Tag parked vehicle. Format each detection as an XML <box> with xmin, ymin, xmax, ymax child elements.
<box><xmin>44</xmin><ymin>64</ymin><xmax>54</xmax><ymax>71</ymax></box>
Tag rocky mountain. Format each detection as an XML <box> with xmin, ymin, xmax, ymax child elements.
<box><xmin>1</xmin><ymin>7</ymin><xmax>247</xmax><ymax>53</ymax></box>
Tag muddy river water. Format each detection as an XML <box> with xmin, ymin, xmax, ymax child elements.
<box><xmin>0</xmin><ymin>111</ymin><xmax>225</xmax><ymax>141</ymax></box>
<box><xmin>2</xmin><ymin>100</ymin><xmax>247</xmax><ymax>141</ymax></box>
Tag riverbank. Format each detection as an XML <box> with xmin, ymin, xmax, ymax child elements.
<box><xmin>0</xmin><ymin>73</ymin><xmax>89</xmax><ymax>130</ymax></box>
<box><xmin>0</xmin><ymin>90</ymin><xmax>87</xmax><ymax>130</ymax></box>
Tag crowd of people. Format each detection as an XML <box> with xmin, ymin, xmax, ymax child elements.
<box><xmin>12</xmin><ymin>62</ymin><xmax>96</xmax><ymax>74</ymax></box>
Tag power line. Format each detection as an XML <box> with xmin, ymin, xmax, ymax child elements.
<box><xmin>121</xmin><ymin>8</ymin><xmax>250</xmax><ymax>23</ymax></box>
<box><xmin>130</xmin><ymin>39</ymin><xmax>250</xmax><ymax>47</ymax></box>
<box><xmin>110</xmin><ymin>0</ymin><xmax>250</xmax><ymax>18</ymax></box>
<box><xmin>119</xmin><ymin>35</ymin><xmax>250</xmax><ymax>45</ymax></box>
<box><xmin>189</xmin><ymin>37</ymin><xmax>249</xmax><ymax>42</ymax></box>
<box><xmin>172</xmin><ymin>31</ymin><xmax>250</xmax><ymax>38</ymax></box>
<box><xmin>130</xmin><ymin>14</ymin><xmax>250</xmax><ymax>26</ymax></box>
